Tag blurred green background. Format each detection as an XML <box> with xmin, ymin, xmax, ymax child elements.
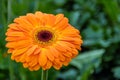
<box><xmin>0</xmin><ymin>0</ymin><xmax>120</xmax><ymax>80</ymax></box>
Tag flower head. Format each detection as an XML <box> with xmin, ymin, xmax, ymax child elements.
<box><xmin>5</xmin><ymin>11</ymin><xmax>83</xmax><ymax>71</ymax></box>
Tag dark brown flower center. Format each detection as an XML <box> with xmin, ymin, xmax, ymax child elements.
<box><xmin>37</xmin><ymin>30</ymin><xmax>53</xmax><ymax>42</ymax></box>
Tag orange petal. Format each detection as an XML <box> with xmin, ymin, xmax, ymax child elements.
<box><xmin>7</xmin><ymin>28</ymin><xmax>23</xmax><ymax>34</ymax></box>
<box><xmin>44</xmin><ymin>14</ymin><xmax>55</xmax><ymax>26</ymax></box>
<box><xmin>26</xmin><ymin>13</ymin><xmax>38</xmax><ymax>27</ymax></box>
<box><xmin>12</xmin><ymin>47</ymin><xmax>29</xmax><ymax>56</ymax></box>
<box><xmin>33</xmin><ymin>48</ymin><xmax>41</xmax><ymax>55</ymax></box>
<box><xmin>54</xmin><ymin>59</ymin><xmax>61</xmax><ymax>65</ymax></box>
<box><xmin>54</xmin><ymin>17</ymin><xmax>68</xmax><ymax>31</ymax></box>
<box><xmin>19</xmin><ymin>53</ymin><xmax>27</xmax><ymax>62</ymax></box>
<box><xmin>35</xmin><ymin>11</ymin><xmax>44</xmax><ymax>17</ymax></box>
<box><xmin>49</xmin><ymin>47</ymin><xmax>59</xmax><ymax>58</ymax></box>
<box><xmin>63</xmin><ymin>58</ymin><xmax>71</xmax><ymax>66</ymax></box>
<box><xmin>11</xmin><ymin>55</ymin><xmax>15</xmax><ymax>60</ymax></box>
<box><xmin>28</xmin><ymin>55</ymin><xmax>38</xmax><ymax>67</ymax></box>
<box><xmin>62</xmin><ymin>41</ymin><xmax>75</xmax><ymax>48</ymax></box>
<box><xmin>59</xmin><ymin>54</ymin><xmax>65</xmax><ymax>61</ymax></box>
<box><xmin>35</xmin><ymin>11</ymin><xmax>44</xmax><ymax>26</ymax></box>
<box><xmin>7</xmin><ymin>48</ymin><xmax>14</xmax><ymax>53</ymax></box>
<box><xmin>71</xmin><ymin>49</ymin><xmax>78</xmax><ymax>57</ymax></box>
<box><xmin>43</xmin><ymin>60</ymin><xmax>52</xmax><ymax>70</ymax></box>
<box><xmin>55</xmin><ymin>14</ymin><xmax>64</xmax><ymax>24</ymax></box>
<box><xmin>62</xmin><ymin>26</ymin><xmax>79</xmax><ymax>34</ymax></box>
<box><xmin>14</xmin><ymin>18</ymin><xmax>32</xmax><ymax>31</ymax></box>
<box><xmin>53</xmin><ymin>63</ymin><xmax>61</xmax><ymax>70</ymax></box>
<box><xmin>60</xmin><ymin>37</ymin><xmax>82</xmax><ymax>46</ymax></box>
<box><xmin>62</xmin><ymin>52</ymin><xmax>72</xmax><ymax>57</ymax></box>
<box><xmin>29</xmin><ymin>64</ymin><xmax>40</xmax><ymax>71</ymax></box>
<box><xmin>16</xmin><ymin>16</ymin><xmax>33</xmax><ymax>29</ymax></box>
<box><xmin>55</xmin><ymin>42</ymin><xmax>67</xmax><ymax>52</ymax></box>
<box><xmin>46</xmin><ymin>49</ymin><xmax>54</xmax><ymax>61</ymax></box>
<box><xmin>5</xmin><ymin>36</ymin><xmax>27</xmax><ymax>41</ymax></box>
<box><xmin>26</xmin><ymin>55</ymin><xmax>32</xmax><ymax>63</ymax></box>
<box><xmin>72</xmin><ymin>49</ymin><xmax>78</xmax><ymax>55</ymax></box>
<box><xmin>59</xmin><ymin>36</ymin><xmax>79</xmax><ymax>42</ymax></box>
<box><xmin>29</xmin><ymin>67</ymin><xmax>34</xmax><ymax>71</ymax></box>
<box><xmin>6</xmin><ymin>40</ymin><xmax>31</xmax><ymax>49</ymax></box>
<box><xmin>19</xmin><ymin>16</ymin><xmax>34</xmax><ymax>29</ymax></box>
<box><xmin>38</xmin><ymin>49</ymin><xmax>47</xmax><ymax>66</ymax></box>
<box><xmin>12</xmin><ymin>55</ymin><xmax>21</xmax><ymax>62</ymax></box>
<box><xmin>8</xmin><ymin>23</ymin><xmax>19</xmax><ymax>30</ymax></box>
<box><xmin>23</xmin><ymin>62</ymin><xmax>29</xmax><ymax>68</ymax></box>
<box><xmin>57</xmin><ymin>41</ymin><xmax>72</xmax><ymax>52</ymax></box>
<box><xmin>61</xmin><ymin>30</ymin><xmax>80</xmax><ymax>37</ymax></box>
<box><xmin>32</xmin><ymin>64</ymin><xmax>40</xmax><ymax>71</ymax></box>
<box><xmin>26</xmin><ymin>45</ymin><xmax>38</xmax><ymax>56</ymax></box>
<box><xmin>6</xmin><ymin>31</ymin><xmax>24</xmax><ymax>37</ymax></box>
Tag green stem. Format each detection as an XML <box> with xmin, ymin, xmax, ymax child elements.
<box><xmin>41</xmin><ymin>69</ymin><xmax>48</xmax><ymax>80</ymax></box>
<box><xmin>8</xmin><ymin>0</ymin><xmax>12</xmax><ymax>24</ymax></box>
<box><xmin>8</xmin><ymin>56</ymin><xmax>14</xmax><ymax>80</ymax></box>
<box><xmin>8</xmin><ymin>0</ymin><xmax>14</xmax><ymax>80</ymax></box>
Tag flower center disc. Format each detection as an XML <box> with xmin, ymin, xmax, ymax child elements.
<box><xmin>37</xmin><ymin>30</ymin><xmax>53</xmax><ymax>42</ymax></box>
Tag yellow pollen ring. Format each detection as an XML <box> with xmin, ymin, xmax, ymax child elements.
<box><xmin>32</xmin><ymin>26</ymin><xmax>57</xmax><ymax>47</ymax></box>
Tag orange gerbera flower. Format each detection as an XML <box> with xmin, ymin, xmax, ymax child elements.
<box><xmin>5</xmin><ymin>11</ymin><xmax>83</xmax><ymax>71</ymax></box>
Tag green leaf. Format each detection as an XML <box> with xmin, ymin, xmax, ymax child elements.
<box><xmin>58</xmin><ymin>69</ymin><xmax>77</xmax><ymax>80</ymax></box>
<box><xmin>99</xmin><ymin>0</ymin><xmax>120</xmax><ymax>23</ymax></box>
<box><xmin>69</xmin><ymin>11</ymin><xmax>80</xmax><ymax>29</ymax></box>
<box><xmin>71</xmin><ymin>49</ymin><xmax>105</xmax><ymax>80</ymax></box>
<box><xmin>70</xmin><ymin>49</ymin><xmax>105</xmax><ymax>69</ymax></box>
<box><xmin>112</xmin><ymin>67</ymin><xmax>120</xmax><ymax>79</ymax></box>
<box><xmin>54</xmin><ymin>0</ymin><xmax>67</xmax><ymax>6</ymax></box>
<box><xmin>80</xmin><ymin>65</ymin><xmax>94</xmax><ymax>80</ymax></box>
